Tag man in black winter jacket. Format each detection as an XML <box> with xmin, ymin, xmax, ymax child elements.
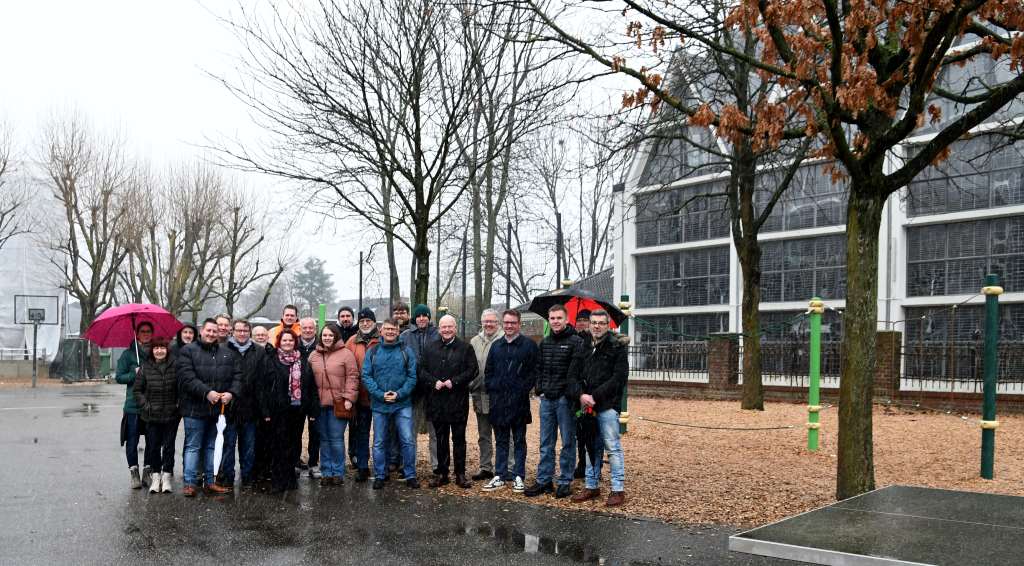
<box><xmin>176</xmin><ymin>318</ymin><xmax>242</xmax><ymax>496</ymax></box>
<box><xmin>524</xmin><ymin>304</ymin><xmax>584</xmax><ymax>499</ymax></box>
<box><xmin>568</xmin><ymin>309</ymin><xmax>628</xmax><ymax>508</ymax></box>
<box><xmin>418</xmin><ymin>314</ymin><xmax>478</xmax><ymax>489</ymax></box>
<box><xmin>296</xmin><ymin>317</ymin><xmax>321</xmax><ymax>477</ymax></box>
<box><xmin>222</xmin><ymin>319</ymin><xmax>267</xmax><ymax>488</ymax></box>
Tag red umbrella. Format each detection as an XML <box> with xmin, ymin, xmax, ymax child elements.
<box><xmin>84</xmin><ymin>303</ymin><xmax>183</xmax><ymax>363</ymax></box>
<box><xmin>527</xmin><ymin>289</ymin><xmax>626</xmax><ymax>329</ymax></box>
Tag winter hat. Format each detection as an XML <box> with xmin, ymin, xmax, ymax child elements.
<box><xmin>358</xmin><ymin>307</ymin><xmax>376</xmax><ymax>323</ymax></box>
<box><xmin>576</xmin><ymin>309</ymin><xmax>592</xmax><ymax>322</ymax></box>
<box><xmin>412</xmin><ymin>304</ymin><xmax>432</xmax><ymax>320</ymax></box>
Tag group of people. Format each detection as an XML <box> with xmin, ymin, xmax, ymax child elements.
<box><xmin>115</xmin><ymin>300</ymin><xmax>628</xmax><ymax>507</ymax></box>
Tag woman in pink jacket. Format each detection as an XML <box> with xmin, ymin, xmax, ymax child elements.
<box><xmin>309</xmin><ymin>322</ymin><xmax>360</xmax><ymax>485</ymax></box>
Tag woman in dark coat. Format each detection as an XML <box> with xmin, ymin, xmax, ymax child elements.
<box><xmin>260</xmin><ymin>329</ymin><xmax>318</xmax><ymax>493</ymax></box>
<box><xmin>133</xmin><ymin>337</ymin><xmax>179</xmax><ymax>494</ymax></box>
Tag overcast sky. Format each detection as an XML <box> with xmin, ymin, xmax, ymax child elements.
<box><xmin>0</xmin><ymin>1</ymin><xmax>412</xmax><ymax>302</ymax></box>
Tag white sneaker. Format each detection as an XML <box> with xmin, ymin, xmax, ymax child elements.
<box><xmin>148</xmin><ymin>473</ymin><xmax>161</xmax><ymax>493</ymax></box>
<box><xmin>512</xmin><ymin>476</ymin><xmax>525</xmax><ymax>493</ymax></box>
<box><xmin>160</xmin><ymin>472</ymin><xmax>173</xmax><ymax>493</ymax></box>
<box><xmin>309</xmin><ymin>466</ymin><xmax>322</xmax><ymax>479</ymax></box>
<box><xmin>482</xmin><ymin>476</ymin><xmax>505</xmax><ymax>491</ymax></box>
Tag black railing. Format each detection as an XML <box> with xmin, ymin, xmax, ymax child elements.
<box><xmin>901</xmin><ymin>342</ymin><xmax>1024</xmax><ymax>394</ymax></box>
<box><xmin>738</xmin><ymin>340</ymin><xmax>843</xmax><ymax>388</ymax></box>
<box><xmin>628</xmin><ymin>342</ymin><xmax>709</xmax><ymax>383</ymax></box>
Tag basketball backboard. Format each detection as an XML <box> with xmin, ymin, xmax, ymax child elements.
<box><xmin>14</xmin><ymin>295</ymin><xmax>60</xmax><ymax>325</ymax></box>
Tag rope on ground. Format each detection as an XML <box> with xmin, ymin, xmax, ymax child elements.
<box><xmin>634</xmin><ymin>415</ymin><xmax>796</xmax><ymax>431</ymax></box>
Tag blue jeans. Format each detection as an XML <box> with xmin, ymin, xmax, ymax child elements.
<box><xmin>124</xmin><ymin>412</ymin><xmax>140</xmax><ymax>468</ymax></box>
<box><xmin>350</xmin><ymin>406</ymin><xmax>371</xmax><ymax>471</ymax></box>
<box><xmin>585</xmin><ymin>409</ymin><xmax>625</xmax><ymax>492</ymax></box>
<box><xmin>536</xmin><ymin>396</ymin><xmax>576</xmax><ymax>486</ymax></box>
<box><xmin>221</xmin><ymin>421</ymin><xmax>256</xmax><ymax>483</ymax></box>
<box><xmin>318</xmin><ymin>407</ymin><xmax>348</xmax><ymax>479</ymax></box>
<box><xmin>493</xmin><ymin>422</ymin><xmax>527</xmax><ymax>481</ymax></box>
<box><xmin>372</xmin><ymin>406</ymin><xmax>415</xmax><ymax>480</ymax></box>
<box><xmin>183</xmin><ymin>416</ymin><xmax>234</xmax><ymax>487</ymax></box>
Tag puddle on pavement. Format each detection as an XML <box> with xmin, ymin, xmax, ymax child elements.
<box><xmin>463</xmin><ymin>521</ymin><xmax>607</xmax><ymax>564</ymax></box>
<box><xmin>62</xmin><ymin>403</ymin><xmax>100</xmax><ymax>417</ymax></box>
<box><xmin>61</xmin><ymin>389</ymin><xmax>113</xmax><ymax>399</ymax></box>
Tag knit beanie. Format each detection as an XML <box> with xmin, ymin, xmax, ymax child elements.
<box><xmin>412</xmin><ymin>304</ymin><xmax>431</xmax><ymax>320</ymax></box>
<box><xmin>358</xmin><ymin>307</ymin><xmax>376</xmax><ymax>323</ymax></box>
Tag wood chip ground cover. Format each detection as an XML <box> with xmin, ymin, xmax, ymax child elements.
<box><xmin>408</xmin><ymin>397</ymin><xmax>1024</xmax><ymax>527</ymax></box>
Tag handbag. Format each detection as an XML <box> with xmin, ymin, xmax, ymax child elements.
<box><xmin>321</xmin><ymin>352</ymin><xmax>354</xmax><ymax>420</ymax></box>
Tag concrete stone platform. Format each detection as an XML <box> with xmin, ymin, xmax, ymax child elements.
<box><xmin>729</xmin><ymin>485</ymin><xmax>1024</xmax><ymax>565</ymax></box>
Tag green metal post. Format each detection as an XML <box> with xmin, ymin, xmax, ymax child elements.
<box><xmin>317</xmin><ymin>304</ymin><xmax>327</xmax><ymax>332</ymax></box>
<box><xmin>807</xmin><ymin>298</ymin><xmax>823</xmax><ymax>452</ymax></box>
<box><xmin>619</xmin><ymin>294</ymin><xmax>631</xmax><ymax>435</ymax></box>
<box><xmin>981</xmin><ymin>274</ymin><xmax>1001</xmax><ymax>479</ymax></box>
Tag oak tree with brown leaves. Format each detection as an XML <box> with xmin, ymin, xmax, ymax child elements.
<box><xmin>526</xmin><ymin>0</ymin><xmax>1024</xmax><ymax>498</ymax></box>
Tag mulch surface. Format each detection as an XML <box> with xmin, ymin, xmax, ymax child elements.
<box><xmin>407</xmin><ymin>397</ymin><xmax>1024</xmax><ymax>527</ymax></box>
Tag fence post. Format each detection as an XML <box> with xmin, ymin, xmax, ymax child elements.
<box><xmin>807</xmin><ymin>297</ymin><xmax>824</xmax><ymax>452</ymax></box>
<box><xmin>981</xmin><ymin>274</ymin><xmax>1001</xmax><ymax>479</ymax></box>
<box><xmin>618</xmin><ymin>294</ymin><xmax>631</xmax><ymax>435</ymax></box>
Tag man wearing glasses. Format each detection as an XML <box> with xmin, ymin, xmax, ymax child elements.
<box><xmin>568</xmin><ymin>309</ymin><xmax>628</xmax><ymax>507</ymax></box>
<box><xmin>223</xmin><ymin>319</ymin><xmax>267</xmax><ymax>489</ymax></box>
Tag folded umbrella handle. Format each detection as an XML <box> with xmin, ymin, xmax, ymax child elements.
<box><xmin>220</xmin><ymin>403</ymin><xmax>225</xmax><ymax>415</ymax></box>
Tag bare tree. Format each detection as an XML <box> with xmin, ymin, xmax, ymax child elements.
<box><xmin>0</xmin><ymin>122</ymin><xmax>29</xmax><ymax>251</ymax></box>
<box><xmin>40</xmin><ymin>114</ymin><xmax>132</xmax><ymax>333</ymax></box>
<box><xmin>217</xmin><ymin>188</ymin><xmax>288</xmax><ymax>319</ymax></box>
<box><xmin>215</xmin><ymin>0</ymin><xmax>492</xmax><ymax>305</ymax></box>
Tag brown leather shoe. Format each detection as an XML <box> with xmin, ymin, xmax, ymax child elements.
<box><xmin>182</xmin><ymin>485</ymin><xmax>197</xmax><ymax>498</ymax></box>
<box><xmin>605</xmin><ymin>491</ymin><xmax>626</xmax><ymax>507</ymax></box>
<box><xmin>454</xmin><ymin>474</ymin><xmax>472</xmax><ymax>489</ymax></box>
<box><xmin>205</xmin><ymin>483</ymin><xmax>230</xmax><ymax>495</ymax></box>
<box><xmin>570</xmin><ymin>487</ymin><xmax>601</xmax><ymax>503</ymax></box>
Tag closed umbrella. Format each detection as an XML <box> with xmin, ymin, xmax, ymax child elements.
<box><xmin>213</xmin><ymin>404</ymin><xmax>227</xmax><ymax>477</ymax></box>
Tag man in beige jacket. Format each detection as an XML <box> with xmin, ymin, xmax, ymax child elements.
<box><xmin>468</xmin><ymin>308</ymin><xmax>513</xmax><ymax>480</ymax></box>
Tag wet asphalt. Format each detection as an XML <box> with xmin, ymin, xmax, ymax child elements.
<box><xmin>0</xmin><ymin>384</ymin><xmax>793</xmax><ymax>565</ymax></box>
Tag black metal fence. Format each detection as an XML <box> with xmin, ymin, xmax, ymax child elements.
<box><xmin>628</xmin><ymin>342</ymin><xmax>709</xmax><ymax>383</ymax></box>
<box><xmin>737</xmin><ymin>340</ymin><xmax>843</xmax><ymax>388</ymax></box>
<box><xmin>901</xmin><ymin>342</ymin><xmax>1024</xmax><ymax>394</ymax></box>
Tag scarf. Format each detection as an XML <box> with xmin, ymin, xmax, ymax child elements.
<box><xmin>278</xmin><ymin>349</ymin><xmax>302</xmax><ymax>403</ymax></box>
<box><xmin>228</xmin><ymin>336</ymin><xmax>252</xmax><ymax>354</ymax></box>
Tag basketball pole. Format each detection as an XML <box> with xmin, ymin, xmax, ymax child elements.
<box><xmin>31</xmin><ymin>320</ymin><xmax>39</xmax><ymax>388</ymax></box>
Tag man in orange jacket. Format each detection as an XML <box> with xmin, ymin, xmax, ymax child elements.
<box><xmin>267</xmin><ymin>304</ymin><xmax>301</xmax><ymax>348</ymax></box>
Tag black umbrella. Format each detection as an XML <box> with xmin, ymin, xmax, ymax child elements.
<box><xmin>527</xmin><ymin>288</ymin><xmax>627</xmax><ymax>328</ymax></box>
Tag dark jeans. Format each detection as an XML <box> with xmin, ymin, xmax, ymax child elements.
<box><xmin>222</xmin><ymin>421</ymin><xmax>257</xmax><ymax>483</ymax></box>
<box><xmin>272</xmin><ymin>408</ymin><xmax>306</xmax><ymax>491</ymax></box>
<box><xmin>124</xmin><ymin>413</ymin><xmax>140</xmax><ymax>468</ymax></box>
<box><xmin>142</xmin><ymin>420</ymin><xmax>177</xmax><ymax>474</ymax></box>
<box><xmin>493</xmin><ymin>422</ymin><xmax>527</xmax><ymax>481</ymax></box>
<box><xmin>349</xmin><ymin>406</ymin><xmax>371</xmax><ymax>471</ymax></box>
<box><xmin>433</xmin><ymin>421</ymin><xmax>467</xmax><ymax>477</ymax></box>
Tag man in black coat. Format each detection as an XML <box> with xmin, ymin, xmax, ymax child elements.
<box><xmin>524</xmin><ymin>304</ymin><xmax>584</xmax><ymax>499</ymax></box>
<box><xmin>418</xmin><ymin>314</ymin><xmax>478</xmax><ymax>489</ymax></box>
<box><xmin>176</xmin><ymin>318</ymin><xmax>242</xmax><ymax>497</ymax></box>
<box><xmin>481</xmin><ymin>309</ymin><xmax>539</xmax><ymax>494</ymax></box>
<box><xmin>568</xmin><ymin>309</ymin><xmax>628</xmax><ymax>507</ymax></box>
<box><xmin>296</xmin><ymin>317</ymin><xmax>321</xmax><ymax>478</ymax></box>
<box><xmin>336</xmin><ymin>306</ymin><xmax>358</xmax><ymax>343</ymax></box>
<box><xmin>223</xmin><ymin>319</ymin><xmax>267</xmax><ymax>488</ymax></box>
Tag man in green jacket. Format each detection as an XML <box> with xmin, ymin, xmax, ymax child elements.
<box><xmin>115</xmin><ymin>321</ymin><xmax>153</xmax><ymax>489</ymax></box>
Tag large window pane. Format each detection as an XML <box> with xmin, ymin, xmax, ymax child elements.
<box><xmin>760</xmin><ymin>234</ymin><xmax>848</xmax><ymax>302</ymax></box>
<box><xmin>634</xmin><ymin>246</ymin><xmax>731</xmax><ymax>307</ymax></box>
<box><xmin>908</xmin><ymin>138</ymin><xmax>1024</xmax><ymax>216</ymax></box>
<box><xmin>906</xmin><ymin>216</ymin><xmax>1024</xmax><ymax>296</ymax></box>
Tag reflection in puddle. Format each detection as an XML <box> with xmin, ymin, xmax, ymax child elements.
<box><xmin>61</xmin><ymin>389</ymin><xmax>113</xmax><ymax>398</ymax></box>
<box><xmin>62</xmin><ymin>403</ymin><xmax>100</xmax><ymax>417</ymax></box>
<box><xmin>465</xmin><ymin>521</ymin><xmax>606</xmax><ymax>564</ymax></box>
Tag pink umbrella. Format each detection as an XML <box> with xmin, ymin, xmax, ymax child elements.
<box><xmin>84</xmin><ymin>303</ymin><xmax>184</xmax><ymax>364</ymax></box>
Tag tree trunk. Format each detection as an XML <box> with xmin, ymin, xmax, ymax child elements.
<box><xmin>739</xmin><ymin>247</ymin><xmax>764</xmax><ymax>410</ymax></box>
<box><xmin>836</xmin><ymin>185</ymin><xmax>885</xmax><ymax>500</ymax></box>
<box><xmin>414</xmin><ymin>227</ymin><xmax>431</xmax><ymax>305</ymax></box>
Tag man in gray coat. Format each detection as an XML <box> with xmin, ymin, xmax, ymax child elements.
<box><xmin>468</xmin><ymin>309</ymin><xmax>513</xmax><ymax>480</ymax></box>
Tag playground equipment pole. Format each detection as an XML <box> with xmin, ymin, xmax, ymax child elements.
<box><xmin>981</xmin><ymin>274</ymin><xmax>1001</xmax><ymax>479</ymax></box>
<box><xmin>807</xmin><ymin>297</ymin><xmax>824</xmax><ymax>452</ymax></box>
<box><xmin>619</xmin><ymin>294</ymin><xmax>631</xmax><ymax>435</ymax></box>
<box><xmin>317</xmin><ymin>303</ymin><xmax>327</xmax><ymax>332</ymax></box>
